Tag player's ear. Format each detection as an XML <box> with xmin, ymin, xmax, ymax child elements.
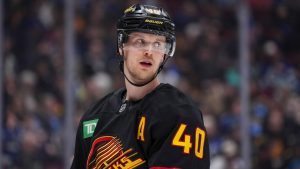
<box><xmin>118</xmin><ymin>44</ymin><xmax>125</xmax><ymax>57</ymax></box>
<box><xmin>118</xmin><ymin>47</ymin><xmax>123</xmax><ymax>56</ymax></box>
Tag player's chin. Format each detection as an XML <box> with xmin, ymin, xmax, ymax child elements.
<box><xmin>135</xmin><ymin>73</ymin><xmax>156</xmax><ymax>83</ymax></box>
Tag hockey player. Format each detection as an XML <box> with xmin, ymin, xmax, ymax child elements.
<box><xmin>71</xmin><ymin>4</ymin><xmax>210</xmax><ymax>169</ymax></box>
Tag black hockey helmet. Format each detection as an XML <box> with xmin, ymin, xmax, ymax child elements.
<box><xmin>117</xmin><ymin>4</ymin><xmax>176</xmax><ymax>57</ymax></box>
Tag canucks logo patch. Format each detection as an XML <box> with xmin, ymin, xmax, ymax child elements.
<box><xmin>83</xmin><ymin>119</ymin><xmax>99</xmax><ymax>139</ymax></box>
<box><xmin>86</xmin><ymin>136</ymin><xmax>145</xmax><ymax>169</ymax></box>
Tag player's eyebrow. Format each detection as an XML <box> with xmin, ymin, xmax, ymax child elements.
<box><xmin>129</xmin><ymin>33</ymin><xmax>166</xmax><ymax>42</ymax></box>
<box><xmin>155</xmin><ymin>37</ymin><xmax>166</xmax><ymax>42</ymax></box>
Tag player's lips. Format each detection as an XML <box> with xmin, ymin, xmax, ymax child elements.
<box><xmin>139</xmin><ymin>60</ymin><xmax>153</xmax><ymax>67</ymax></box>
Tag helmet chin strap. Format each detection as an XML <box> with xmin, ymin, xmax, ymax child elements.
<box><xmin>119</xmin><ymin>48</ymin><xmax>169</xmax><ymax>87</ymax></box>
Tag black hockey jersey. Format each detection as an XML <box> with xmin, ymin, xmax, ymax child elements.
<box><xmin>71</xmin><ymin>83</ymin><xmax>210</xmax><ymax>169</ymax></box>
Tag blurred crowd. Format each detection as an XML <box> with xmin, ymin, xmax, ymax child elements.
<box><xmin>2</xmin><ymin>0</ymin><xmax>300</xmax><ymax>169</ymax></box>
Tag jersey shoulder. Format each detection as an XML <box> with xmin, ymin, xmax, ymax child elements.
<box><xmin>153</xmin><ymin>83</ymin><xmax>194</xmax><ymax>105</ymax></box>
<box><xmin>145</xmin><ymin>84</ymin><xmax>204</xmax><ymax>125</ymax></box>
<box><xmin>81</xmin><ymin>88</ymin><xmax>124</xmax><ymax>120</ymax></box>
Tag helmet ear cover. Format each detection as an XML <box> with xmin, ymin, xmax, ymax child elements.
<box><xmin>117</xmin><ymin>31</ymin><xmax>127</xmax><ymax>56</ymax></box>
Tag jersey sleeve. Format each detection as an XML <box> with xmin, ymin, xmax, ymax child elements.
<box><xmin>70</xmin><ymin>101</ymin><xmax>104</xmax><ymax>169</ymax></box>
<box><xmin>71</xmin><ymin>121</ymin><xmax>83</xmax><ymax>169</ymax></box>
<box><xmin>146</xmin><ymin>103</ymin><xmax>210</xmax><ymax>169</ymax></box>
<box><xmin>70</xmin><ymin>91</ymin><xmax>121</xmax><ymax>169</ymax></box>
<box><xmin>71</xmin><ymin>121</ymin><xmax>88</xmax><ymax>169</ymax></box>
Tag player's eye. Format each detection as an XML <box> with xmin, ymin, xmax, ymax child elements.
<box><xmin>132</xmin><ymin>39</ymin><xmax>146</xmax><ymax>48</ymax></box>
<box><xmin>153</xmin><ymin>41</ymin><xmax>166</xmax><ymax>51</ymax></box>
<box><xmin>153</xmin><ymin>42</ymin><xmax>161</xmax><ymax>48</ymax></box>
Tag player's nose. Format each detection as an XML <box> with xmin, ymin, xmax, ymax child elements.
<box><xmin>143</xmin><ymin>46</ymin><xmax>154</xmax><ymax>57</ymax></box>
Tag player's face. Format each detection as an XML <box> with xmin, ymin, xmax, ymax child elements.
<box><xmin>122</xmin><ymin>32</ymin><xmax>166</xmax><ymax>84</ymax></box>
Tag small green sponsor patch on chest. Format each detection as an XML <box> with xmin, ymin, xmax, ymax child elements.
<box><xmin>83</xmin><ymin>119</ymin><xmax>99</xmax><ymax>139</ymax></box>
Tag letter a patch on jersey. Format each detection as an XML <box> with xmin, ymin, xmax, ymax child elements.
<box><xmin>137</xmin><ymin>116</ymin><xmax>146</xmax><ymax>141</ymax></box>
<box><xmin>83</xmin><ymin>119</ymin><xmax>99</xmax><ymax>139</ymax></box>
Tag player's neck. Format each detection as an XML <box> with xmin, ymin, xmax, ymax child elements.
<box><xmin>125</xmin><ymin>78</ymin><xmax>160</xmax><ymax>101</ymax></box>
